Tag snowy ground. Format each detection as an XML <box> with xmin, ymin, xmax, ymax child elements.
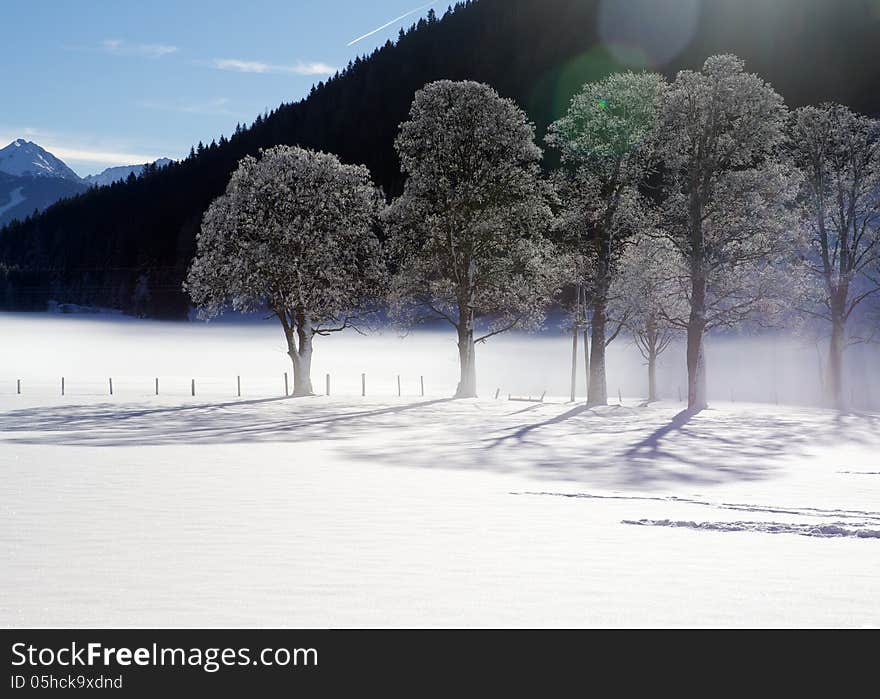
<box><xmin>1</xmin><ymin>314</ymin><xmax>879</xmax><ymax>627</ymax></box>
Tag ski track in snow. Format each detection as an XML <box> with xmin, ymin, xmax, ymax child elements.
<box><xmin>622</xmin><ymin>519</ymin><xmax>880</xmax><ymax>539</ymax></box>
<box><xmin>514</xmin><ymin>491</ymin><xmax>880</xmax><ymax>522</ymax></box>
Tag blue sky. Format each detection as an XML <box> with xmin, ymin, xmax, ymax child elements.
<box><xmin>0</xmin><ymin>1</ymin><xmax>442</xmax><ymax>175</ymax></box>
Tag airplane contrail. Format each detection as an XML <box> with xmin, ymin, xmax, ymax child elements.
<box><xmin>347</xmin><ymin>3</ymin><xmax>435</xmax><ymax>46</ymax></box>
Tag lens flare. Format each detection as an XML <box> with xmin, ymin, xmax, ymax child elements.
<box><xmin>598</xmin><ymin>0</ymin><xmax>700</xmax><ymax>67</ymax></box>
<box><xmin>529</xmin><ymin>45</ymin><xmax>650</xmax><ymax>130</ymax></box>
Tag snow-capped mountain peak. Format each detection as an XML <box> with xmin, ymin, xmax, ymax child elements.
<box><xmin>0</xmin><ymin>139</ymin><xmax>81</xmax><ymax>182</ymax></box>
<box><xmin>0</xmin><ymin>139</ymin><xmax>173</xmax><ymax>227</ymax></box>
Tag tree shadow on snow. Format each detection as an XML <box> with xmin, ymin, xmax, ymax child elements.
<box><xmin>0</xmin><ymin>397</ymin><xmax>459</xmax><ymax>451</ymax></box>
<box><xmin>2</xmin><ymin>396</ymin><xmax>878</xmax><ymax>490</ymax></box>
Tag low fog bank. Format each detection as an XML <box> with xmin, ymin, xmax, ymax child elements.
<box><xmin>1</xmin><ymin>313</ymin><xmax>877</xmax><ymax>409</ymax></box>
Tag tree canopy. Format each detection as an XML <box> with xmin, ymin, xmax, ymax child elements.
<box><xmin>186</xmin><ymin>145</ymin><xmax>386</xmax><ymax>395</ymax></box>
<box><xmin>384</xmin><ymin>80</ymin><xmax>558</xmax><ymax>397</ymax></box>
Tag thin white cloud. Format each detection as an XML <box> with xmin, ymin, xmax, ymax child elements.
<box><xmin>139</xmin><ymin>97</ymin><xmax>235</xmax><ymax>117</ymax></box>
<box><xmin>210</xmin><ymin>58</ymin><xmax>337</xmax><ymax>75</ymax></box>
<box><xmin>99</xmin><ymin>38</ymin><xmax>178</xmax><ymax>58</ymax></box>
<box><xmin>347</xmin><ymin>2</ymin><xmax>435</xmax><ymax>46</ymax></box>
<box><xmin>46</xmin><ymin>145</ymin><xmax>163</xmax><ymax>167</ymax></box>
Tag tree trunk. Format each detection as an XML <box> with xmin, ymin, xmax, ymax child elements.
<box><xmin>645</xmin><ymin>316</ymin><xmax>659</xmax><ymax>403</ymax></box>
<box><xmin>814</xmin><ymin>343</ymin><xmax>826</xmax><ymax>403</ymax></box>
<box><xmin>587</xmin><ymin>225</ymin><xmax>613</xmax><ymax>408</ymax></box>
<box><xmin>282</xmin><ymin>310</ymin><xmax>315</xmax><ymax>398</ymax></box>
<box><xmin>686</xmin><ymin>323</ymin><xmax>707</xmax><ymax>411</ymax></box>
<box><xmin>454</xmin><ymin>259</ymin><xmax>478</xmax><ymax>399</ymax></box>
<box><xmin>687</xmin><ymin>178</ymin><xmax>709</xmax><ymax>412</ymax></box>
<box><xmin>455</xmin><ymin>322</ymin><xmax>477</xmax><ymax>398</ymax></box>
<box><xmin>587</xmin><ymin>299</ymin><xmax>607</xmax><ymax>407</ymax></box>
<box><xmin>687</xmin><ymin>188</ymin><xmax>708</xmax><ymax>412</ymax></box>
<box><xmin>570</xmin><ymin>285</ymin><xmax>581</xmax><ymax>403</ymax></box>
<box><xmin>569</xmin><ymin>319</ymin><xmax>579</xmax><ymax>403</ymax></box>
<box><xmin>686</xmin><ymin>273</ymin><xmax>708</xmax><ymax>411</ymax></box>
<box><xmin>583</xmin><ymin>323</ymin><xmax>590</xmax><ymax>398</ymax></box>
<box><xmin>827</xmin><ymin>309</ymin><xmax>846</xmax><ymax>411</ymax></box>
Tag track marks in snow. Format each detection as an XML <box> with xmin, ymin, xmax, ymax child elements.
<box><xmin>514</xmin><ymin>491</ymin><xmax>880</xmax><ymax>523</ymax></box>
<box><xmin>517</xmin><ymin>490</ymin><xmax>880</xmax><ymax>538</ymax></box>
<box><xmin>511</xmin><ymin>492</ymin><xmax>880</xmax><ymax>539</ymax></box>
<box><xmin>622</xmin><ymin>519</ymin><xmax>880</xmax><ymax>539</ymax></box>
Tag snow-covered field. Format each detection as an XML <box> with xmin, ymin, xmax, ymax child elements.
<box><xmin>1</xmin><ymin>313</ymin><xmax>879</xmax><ymax>627</ymax></box>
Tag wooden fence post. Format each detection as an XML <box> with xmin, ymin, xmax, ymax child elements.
<box><xmin>191</xmin><ymin>379</ymin><xmax>195</xmax><ymax>397</ymax></box>
<box><xmin>362</xmin><ymin>373</ymin><xmax>366</xmax><ymax>397</ymax></box>
<box><xmin>326</xmin><ymin>373</ymin><xmax>330</xmax><ymax>396</ymax></box>
<box><xmin>17</xmin><ymin>379</ymin><xmax>21</xmax><ymax>395</ymax></box>
<box><xmin>109</xmin><ymin>378</ymin><xmax>113</xmax><ymax>396</ymax></box>
<box><xmin>155</xmin><ymin>377</ymin><xmax>159</xmax><ymax>396</ymax></box>
<box><xmin>494</xmin><ymin>388</ymin><xmax>500</xmax><ymax>400</ymax></box>
<box><xmin>570</xmin><ymin>318</ymin><xmax>578</xmax><ymax>403</ymax></box>
<box><xmin>284</xmin><ymin>372</ymin><xmax>289</xmax><ymax>397</ymax></box>
<box><xmin>397</xmin><ymin>375</ymin><xmax>401</xmax><ymax>397</ymax></box>
<box><xmin>420</xmin><ymin>376</ymin><xmax>425</xmax><ymax>397</ymax></box>
<box><xmin>237</xmin><ymin>375</ymin><xmax>241</xmax><ymax>398</ymax></box>
<box><xmin>61</xmin><ymin>377</ymin><xmax>65</xmax><ymax>396</ymax></box>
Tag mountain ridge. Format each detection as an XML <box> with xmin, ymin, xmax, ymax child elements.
<box><xmin>0</xmin><ymin>141</ymin><xmax>171</xmax><ymax>226</ymax></box>
<box><xmin>82</xmin><ymin>159</ymin><xmax>174</xmax><ymax>188</ymax></box>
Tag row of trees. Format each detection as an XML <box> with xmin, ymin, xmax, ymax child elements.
<box><xmin>187</xmin><ymin>55</ymin><xmax>880</xmax><ymax>410</ymax></box>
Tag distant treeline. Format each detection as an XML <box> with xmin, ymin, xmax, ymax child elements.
<box><xmin>1</xmin><ymin>0</ymin><xmax>879</xmax><ymax>318</ymax></box>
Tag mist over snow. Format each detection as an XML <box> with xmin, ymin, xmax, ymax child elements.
<box><xmin>0</xmin><ymin>313</ymin><xmax>877</xmax><ymax>409</ymax></box>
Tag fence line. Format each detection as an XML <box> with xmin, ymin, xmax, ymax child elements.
<box><xmin>0</xmin><ymin>372</ymin><xmax>451</xmax><ymax>401</ymax></box>
<box><xmin>2</xmin><ymin>373</ymin><xmax>876</xmax><ymax>410</ymax></box>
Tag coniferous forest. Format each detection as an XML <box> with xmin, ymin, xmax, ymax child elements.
<box><xmin>0</xmin><ymin>0</ymin><xmax>878</xmax><ymax>318</ymax></box>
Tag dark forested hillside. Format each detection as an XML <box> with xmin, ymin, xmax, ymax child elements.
<box><xmin>2</xmin><ymin>0</ymin><xmax>879</xmax><ymax>318</ymax></box>
<box><xmin>0</xmin><ymin>172</ymin><xmax>87</xmax><ymax>228</ymax></box>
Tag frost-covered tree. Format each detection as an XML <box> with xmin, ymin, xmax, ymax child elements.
<box><xmin>185</xmin><ymin>146</ymin><xmax>387</xmax><ymax>397</ymax></box>
<box><xmin>788</xmin><ymin>104</ymin><xmax>880</xmax><ymax>410</ymax></box>
<box><xmin>656</xmin><ymin>55</ymin><xmax>797</xmax><ymax>411</ymax></box>
<box><xmin>547</xmin><ymin>71</ymin><xmax>665</xmax><ymax>406</ymax></box>
<box><xmin>610</xmin><ymin>237</ymin><xmax>683</xmax><ymax>403</ymax></box>
<box><xmin>384</xmin><ymin>80</ymin><xmax>558</xmax><ymax>398</ymax></box>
